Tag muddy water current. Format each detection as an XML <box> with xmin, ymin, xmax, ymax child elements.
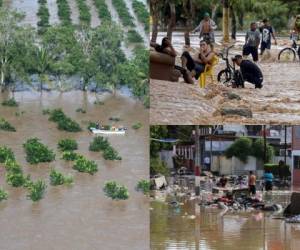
<box><xmin>0</xmin><ymin>90</ymin><xmax>149</xmax><ymax>250</ymax></box>
<box><xmin>151</xmin><ymin>190</ymin><xmax>300</xmax><ymax>250</ymax></box>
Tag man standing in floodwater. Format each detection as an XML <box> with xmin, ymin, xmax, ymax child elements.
<box><xmin>243</xmin><ymin>22</ymin><xmax>261</xmax><ymax>62</ymax></box>
<box><xmin>192</xmin><ymin>12</ymin><xmax>217</xmax><ymax>49</ymax></box>
<box><xmin>233</xmin><ymin>55</ymin><xmax>263</xmax><ymax>89</ymax></box>
<box><xmin>259</xmin><ymin>18</ymin><xmax>277</xmax><ymax>58</ymax></box>
<box><xmin>248</xmin><ymin>171</ymin><xmax>257</xmax><ymax>195</ymax></box>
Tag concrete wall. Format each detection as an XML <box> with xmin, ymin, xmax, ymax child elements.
<box><xmin>159</xmin><ymin>150</ymin><xmax>174</xmax><ymax>169</ymax></box>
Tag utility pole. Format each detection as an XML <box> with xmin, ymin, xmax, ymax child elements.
<box><xmin>284</xmin><ymin>125</ymin><xmax>287</xmax><ymax>165</ymax></box>
<box><xmin>263</xmin><ymin>125</ymin><xmax>267</xmax><ymax>163</ymax></box>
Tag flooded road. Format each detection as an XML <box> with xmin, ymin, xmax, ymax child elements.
<box><xmin>150</xmin><ymin>191</ymin><xmax>300</xmax><ymax>250</ymax></box>
<box><xmin>0</xmin><ymin>90</ymin><xmax>149</xmax><ymax>250</ymax></box>
<box><xmin>150</xmin><ymin>32</ymin><xmax>300</xmax><ymax>124</ymax></box>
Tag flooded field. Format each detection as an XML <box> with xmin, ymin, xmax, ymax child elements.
<box><xmin>150</xmin><ymin>191</ymin><xmax>300</xmax><ymax>250</ymax></box>
<box><xmin>0</xmin><ymin>90</ymin><xmax>149</xmax><ymax>250</ymax></box>
<box><xmin>150</xmin><ymin>32</ymin><xmax>300</xmax><ymax>124</ymax></box>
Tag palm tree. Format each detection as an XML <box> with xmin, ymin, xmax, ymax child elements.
<box><xmin>35</xmin><ymin>47</ymin><xmax>51</xmax><ymax>91</ymax></box>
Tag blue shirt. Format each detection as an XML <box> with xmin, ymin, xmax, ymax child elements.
<box><xmin>264</xmin><ymin>172</ymin><xmax>274</xmax><ymax>182</ymax></box>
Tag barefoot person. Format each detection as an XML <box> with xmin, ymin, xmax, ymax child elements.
<box><xmin>180</xmin><ymin>40</ymin><xmax>215</xmax><ymax>84</ymax></box>
<box><xmin>259</xmin><ymin>18</ymin><xmax>277</xmax><ymax>58</ymax></box>
<box><xmin>233</xmin><ymin>55</ymin><xmax>263</xmax><ymax>88</ymax></box>
<box><xmin>192</xmin><ymin>12</ymin><xmax>217</xmax><ymax>49</ymax></box>
<box><xmin>243</xmin><ymin>22</ymin><xmax>261</xmax><ymax>62</ymax></box>
<box><xmin>248</xmin><ymin>171</ymin><xmax>257</xmax><ymax>196</ymax></box>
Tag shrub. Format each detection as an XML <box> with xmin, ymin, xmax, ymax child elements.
<box><xmin>111</xmin><ymin>0</ymin><xmax>135</xmax><ymax>27</ymax></box>
<box><xmin>127</xmin><ymin>30</ymin><xmax>143</xmax><ymax>43</ymax></box>
<box><xmin>0</xmin><ymin>117</ymin><xmax>16</xmax><ymax>132</ymax></box>
<box><xmin>58</xmin><ymin>138</ymin><xmax>78</xmax><ymax>151</ymax></box>
<box><xmin>73</xmin><ymin>156</ymin><xmax>98</xmax><ymax>175</ymax></box>
<box><xmin>26</xmin><ymin>180</ymin><xmax>47</xmax><ymax>201</ymax></box>
<box><xmin>87</xmin><ymin>121</ymin><xmax>97</xmax><ymax>129</ymax></box>
<box><xmin>62</xmin><ymin>151</ymin><xmax>79</xmax><ymax>161</ymax></box>
<box><xmin>48</xmin><ymin>109</ymin><xmax>82</xmax><ymax>132</ymax></box>
<box><xmin>109</xmin><ymin>117</ymin><xmax>121</xmax><ymax>122</ymax></box>
<box><xmin>0</xmin><ymin>146</ymin><xmax>15</xmax><ymax>163</ymax></box>
<box><xmin>89</xmin><ymin>136</ymin><xmax>110</xmax><ymax>151</ymax></box>
<box><xmin>103</xmin><ymin>147</ymin><xmax>122</xmax><ymax>160</ymax></box>
<box><xmin>37</xmin><ymin>0</ymin><xmax>50</xmax><ymax>34</ymax></box>
<box><xmin>93</xmin><ymin>100</ymin><xmax>104</xmax><ymax>105</ymax></box>
<box><xmin>0</xmin><ymin>188</ymin><xmax>8</xmax><ymax>201</ymax></box>
<box><xmin>132</xmin><ymin>122</ymin><xmax>142</xmax><ymax>130</ymax></box>
<box><xmin>57</xmin><ymin>0</ymin><xmax>72</xmax><ymax>26</ymax></box>
<box><xmin>4</xmin><ymin>159</ymin><xmax>28</xmax><ymax>187</ymax></box>
<box><xmin>132</xmin><ymin>0</ymin><xmax>149</xmax><ymax>32</ymax></box>
<box><xmin>150</xmin><ymin>157</ymin><xmax>170</xmax><ymax>176</ymax></box>
<box><xmin>2</xmin><ymin>98</ymin><xmax>19</xmax><ymax>107</ymax></box>
<box><xmin>93</xmin><ymin>0</ymin><xmax>112</xmax><ymax>22</ymax></box>
<box><xmin>103</xmin><ymin>181</ymin><xmax>129</xmax><ymax>200</ymax></box>
<box><xmin>76</xmin><ymin>0</ymin><xmax>91</xmax><ymax>25</ymax></box>
<box><xmin>136</xmin><ymin>180</ymin><xmax>150</xmax><ymax>194</ymax></box>
<box><xmin>50</xmin><ymin>169</ymin><xmax>73</xmax><ymax>185</ymax></box>
<box><xmin>23</xmin><ymin>138</ymin><xmax>55</xmax><ymax>164</ymax></box>
<box><xmin>252</xmin><ymin>138</ymin><xmax>274</xmax><ymax>162</ymax></box>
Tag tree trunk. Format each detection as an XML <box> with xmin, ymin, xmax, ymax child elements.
<box><xmin>211</xmin><ymin>4</ymin><xmax>218</xmax><ymax>21</ymax></box>
<box><xmin>238</xmin><ymin>12</ymin><xmax>244</xmax><ymax>30</ymax></box>
<box><xmin>150</xmin><ymin>0</ymin><xmax>159</xmax><ymax>44</ymax></box>
<box><xmin>230</xmin><ymin>6</ymin><xmax>236</xmax><ymax>40</ymax></box>
<box><xmin>166</xmin><ymin>2</ymin><xmax>176</xmax><ymax>42</ymax></box>
<box><xmin>223</xmin><ymin>0</ymin><xmax>230</xmax><ymax>43</ymax></box>
<box><xmin>183</xmin><ymin>0</ymin><xmax>193</xmax><ymax>47</ymax></box>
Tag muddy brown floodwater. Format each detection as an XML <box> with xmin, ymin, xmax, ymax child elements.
<box><xmin>150</xmin><ymin>32</ymin><xmax>300</xmax><ymax>125</ymax></box>
<box><xmin>150</xmin><ymin>191</ymin><xmax>300</xmax><ymax>250</ymax></box>
<box><xmin>0</xmin><ymin>90</ymin><xmax>149</xmax><ymax>250</ymax></box>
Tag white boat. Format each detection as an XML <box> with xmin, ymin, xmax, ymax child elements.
<box><xmin>90</xmin><ymin>127</ymin><xmax>126</xmax><ymax>135</ymax></box>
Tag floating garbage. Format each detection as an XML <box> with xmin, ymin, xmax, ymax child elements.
<box><xmin>286</xmin><ymin>215</ymin><xmax>300</xmax><ymax>223</ymax></box>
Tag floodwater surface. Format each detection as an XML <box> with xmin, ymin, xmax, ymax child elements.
<box><xmin>0</xmin><ymin>90</ymin><xmax>149</xmax><ymax>250</ymax></box>
<box><xmin>150</xmin><ymin>191</ymin><xmax>300</xmax><ymax>250</ymax></box>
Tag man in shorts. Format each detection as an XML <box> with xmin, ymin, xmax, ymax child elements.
<box><xmin>248</xmin><ymin>171</ymin><xmax>257</xmax><ymax>196</ymax></box>
<box><xmin>259</xmin><ymin>18</ymin><xmax>277</xmax><ymax>57</ymax></box>
<box><xmin>243</xmin><ymin>22</ymin><xmax>261</xmax><ymax>62</ymax></box>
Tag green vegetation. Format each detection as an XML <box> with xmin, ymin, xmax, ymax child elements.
<box><xmin>225</xmin><ymin>137</ymin><xmax>274</xmax><ymax>163</ymax></box>
<box><xmin>0</xmin><ymin>117</ymin><xmax>16</xmax><ymax>132</ymax></box>
<box><xmin>2</xmin><ymin>98</ymin><xmax>19</xmax><ymax>107</ymax></box>
<box><xmin>89</xmin><ymin>136</ymin><xmax>110</xmax><ymax>151</ymax></box>
<box><xmin>109</xmin><ymin>117</ymin><xmax>121</xmax><ymax>122</ymax></box>
<box><xmin>4</xmin><ymin>159</ymin><xmax>28</xmax><ymax>187</ymax></box>
<box><xmin>150</xmin><ymin>157</ymin><xmax>170</xmax><ymax>176</ymax></box>
<box><xmin>56</xmin><ymin>0</ymin><xmax>72</xmax><ymax>26</ymax></box>
<box><xmin>127</xmin><ymin>29</ymin><xmax>143</xmax><ymax>43</ymax></box>
<box><xmin>62</xmin><ymin>151</ymin><xmax>80</xmax><ymax>161</ymax></box>
<box><xmin>50</xmin><ymin>169</ymin><xmax>73</xmax><ymax>185</ymax></box>
<box><xmin>93</xmin><ymin>0</ymin><xmax>112</xmax><ymax>22</ymax></box>
<box><xmin>89</xmin><ymin>136</ymin><xmax>121</xmax><ymax>160</ymax></box>
<box><xmin>0</xmin><ymin>188</ymin><xmax>8</xmax><ymax>201</ymax></box>
<box><xmin>76</xmin><ymin>0</ymin><xmax>91</xmax><ymax>25</ymax></box>
<box><xmin>26</xmin><ymin>179</ymin><xmax>47</xmax><ymax>201</ymax></box>
<box><xmin>132</xmin><ymin>0</ymin><xmax>149</xmax><ymax>32</ymax></box>
<box><xmin>73</xmin><ymin>156</ymin><xmax>98</xmax><ymax>174</ymax></box>
<box><xmin>93</xmin><ymin>100</ymin><xmax>104</xmax><ymax>105</ymax></box>
<box><xmin>48</xmin><ymin>109</ymin><xmax>82</xmax><ymax>132</ymax></box>
<box><xmin>58</xmin><ymin>138</ymin><xmax>78</xmax><ymax>151</ymax></box>
<box><xmin>0</xmin><ymin>146</ymin><xmax>15</xmax><ymax>163</ymax></box>
<box><xmin>103</xmin><ymin>181</ymin><xmax>129</xmax><ymax>200</ymax></box>
<box><xmin>23</xmin><ymin>138</ymin><xmax>55</xmax><ymax>164</ymax></box>
<box><xmin>132</xmin><ymin>122</ymin><xmax>142</xmax><ymax>130</ymax></box>
<box><xmin>136</xmin><ymin>180</ymin><xmax>150</xmax><ymax>194</ymax></box>
<box><xmin>37</xmin><ymin>0</ymin><xmax>50</xmax><ymax>34</ymax></box>
<box><xmin>112</xmin><ymin>0</ymin><xmax>135</xmax><ymax>27</ymax></box>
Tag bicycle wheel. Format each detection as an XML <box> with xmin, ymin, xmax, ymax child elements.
<box><xmin>217</xmin><ymin>69</ymin><xmax>231</xmax><ymax>85</ymax></box>
<box><xmin>278</xmin><ymin>48</ymin><xmax>296</xmax><ymax>62</ymax></box>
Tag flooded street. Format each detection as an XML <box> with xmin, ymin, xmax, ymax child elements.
<box><xmin>150</xmin><ymin>32</ymin><xmax>300</xmax><ymax>124</ymax></box>
<box><xmin>0</xmin><ymin>90</ymin><xmax>149</xmax><ymax>250</ymax></box>
<box><xmin>150</xmin><ymin>191</ymin><xmax>300</xmax><ymax>250</ymax></box>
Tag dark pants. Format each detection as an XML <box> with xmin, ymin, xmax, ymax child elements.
<box><xmin>265</xmin><ymin>181</ymin><xmax>273</xmax><ymax>191</ymax></box>
<box><xmin>181</xmin><ymin>51</ymin><xmax>205</xmax><ymax>79</ymax></box>
<box><xmin>243</xmin><ymin>45</ymin><xmax>259</xmax><ymax>62</ymax></box>
<box><xmin>261</xmin><ymin>42</ymin><xmax>271</xmax><ymax>55</ymax></box>
<box><xmin>243</xmin><ymin>73</ymin><xmax>263</xmax><ymax>88</ymax></box>
<box><xmin>249</xmin><ymin>185</ymin><xmax>256</xmax><ymax>195</ymax></box>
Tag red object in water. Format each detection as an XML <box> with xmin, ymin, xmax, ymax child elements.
<box><xmin>195</xmin><ymin>165</ymin><xmax>200</xmax><ymax>176</ymax></box>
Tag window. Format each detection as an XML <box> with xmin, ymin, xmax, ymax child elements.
<box><xmin>295</xmin><ymin>126</ymin><xmax>300</xmax><ymax>139</ymax></box>
<box><xmin>294</xmin><ymin>156</ymin><xmax>300</xmax><ymax>169</ymax></box>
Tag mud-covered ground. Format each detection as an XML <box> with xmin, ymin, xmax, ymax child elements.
<box><xmin>150</xmin><ymin>32</ymin><xmax>300</xmax><ymax>124</ymax></box>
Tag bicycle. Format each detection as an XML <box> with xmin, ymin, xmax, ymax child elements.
<box><xmin>278</xmin><ymin>33</ymin><xmax>300</xmax><ymax>62</ymax></box>
<box><xmin>217</xmin><ymin>45</ymin><xmax>245</xmax><ymax>88</ymax></box>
